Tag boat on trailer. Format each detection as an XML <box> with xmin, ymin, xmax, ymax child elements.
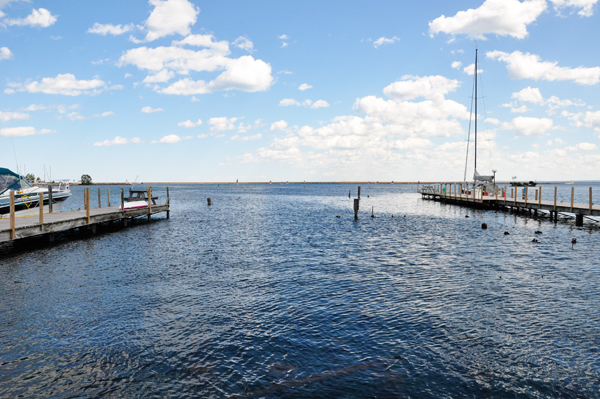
<box><xmin>0</xmin><ymin>168</ymin><xmax>72</xmax><ymax>218</ymax></box>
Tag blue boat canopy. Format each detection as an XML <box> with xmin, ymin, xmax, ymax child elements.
<box><xmin>0</xmin><ymin>168</ymin><xmax>32</xmax><ymax>195</ymax></box>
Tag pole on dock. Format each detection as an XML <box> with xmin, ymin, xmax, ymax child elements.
<box><xmin>358</xmin><ymin>186</ymin><xmax>361</xmax><ymax>199</ymax></box>
<box><xmin>514</xmin><ymin>188</ymin><xmax>517</xmax><ymax>206</ymax></box>
<box><xmin>107</xmin><ymin>188</ymin><xmax>111</xmax><ymax>207</ymax></box>
<box><xmin>354</xmin><ymin>198</ymin><xmax>359</xmax><ymax>220</ymax></box>
<box><xmin>571</xmin><ymin>187</ymin><xmax>574</xmax><ymax>213</ymax></box>
<box><xmin>98</xmin><ymin>187</ymin><xmax>101</xmax><ymax>208</ymax></box>
<box><xmin>47</xmin><ymin>184</ymin><xmax>53</xmax><ymax>213</ymax></box>
<box><xmin>147</xmin><ymin>186</ymin><xmax>152</xmax><ymax>222</ymax></box>
<box><xmin>525</xmin><ymin>186</ymin><xmax>528</xmax><ymax>207</ymax></box>
<box><xmin>39</xmin><ymin>192</ymin><xmax>44</xmax><ymax>230</ymax></box>
<box><xmin>539</xmin><ymin>186</ymin><xmax>542</xmax><ymax>207</ymax></box>
<box><xmin>207</xmin><ymin>198</ymin><xmax>212</xmax><ymax>206</ymax></box>
<box><xmin>166</xmin><ymin>187</ymin><xmax>170</xmax><ymax>219</ymax></box>
<box><xmin>590</xmin><ymin>187</ymin><xmax>593</xmax><ymax>213</ymax></box>
<box><xmin>9</xmin><ymin>191</ymin><xmax>15</xmax><ymax>240</ymax></box>
<box><xmin>349</xmin><ymin>190</ymin><xmax>351</xmax><ymax>198</ymax></box>
<box><xmin>554</xmin><ymin>187</ymin><xmax>557</xmax><ymax>212</ymax></box>
<box><xmin>534</xmin><ymin>189</ymin><xmax>538</xmax><ymax>201</ymax></box>
<box><xmin>120</xmin><ymin>188</ymin><xmax>124</xmax><ymax>210</ymax></box>
<box><xmin>85</xmin><ymin>188</ymin><xmax>90</xmax><ymax>224</ymax></box>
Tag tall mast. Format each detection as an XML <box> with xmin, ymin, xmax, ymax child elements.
<box><xmin>474</xmin><ymin>48</ymin><xmax>478</xmax><ymax>172</ymax></box>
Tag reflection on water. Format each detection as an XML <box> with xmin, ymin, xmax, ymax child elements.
<box><xmin>1</xmin><ymin>183</ymin><xmax>600</xmax><ymax>398</ymax></box>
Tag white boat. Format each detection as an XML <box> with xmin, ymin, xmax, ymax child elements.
<box><xmin>0</xmin><ymin>168</ymin><xmax>72</xmax><ymax>218</ymax></box>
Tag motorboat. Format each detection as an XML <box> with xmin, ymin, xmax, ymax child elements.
<box><xmin>0</xmin><ymin>168</ymin><xmax>72</xmax><ymax>218</ymax></box>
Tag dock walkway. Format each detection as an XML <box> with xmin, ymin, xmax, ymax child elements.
<box><xmin>0</xmin><ymin>187</ymin><xmax>169</xmax><ymax>244</ymax></box>
<box><xmin>419</xmin><ymin>183</ymin><xmax>600</xmax><ymax>226</ymax></box>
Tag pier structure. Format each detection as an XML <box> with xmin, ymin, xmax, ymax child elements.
<box><xmin>0</xmin><ymin>186</ymin><xmax>169</xmax><ymax>244</ymax></box>
<box><xmin>418</xmin><ymin>183</ymin><xmax>600</xmax><ymax>226</ymax></box>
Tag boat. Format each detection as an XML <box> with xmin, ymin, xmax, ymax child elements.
<box><xmin>0</xmin><ymin>167</ymin><xmax>72</xmax><ymax>218</ymax></box>
<box><xmin>464</xmin><ymin>48</ymin><xmax>497</xmax><ymax>196</ymax></box>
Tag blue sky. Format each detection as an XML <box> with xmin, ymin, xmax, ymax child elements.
<box><xmin>1</xmin><ymin>0</ymin><xmax>600</xmax><ymax>182</ymax></box>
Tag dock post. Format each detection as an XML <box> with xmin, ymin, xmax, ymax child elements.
<box><xmin>539</xmin><ymin>186</ymin><xmax>542</xmax><ymax>207</ymax></box>
<box><xmin>48</xmin><ymin>184</ymin><xmax>53</xmax><ymax>213</ymax></box>
<box><xmin>166</xmin><ymin>187</ymin><xmax>170</xmax><ymax>219</ymax></box>
<box><xmin>504</xmin><ymin>187</ymin><xmax>507</xmax><ymax>205</ymax></box>
<box><xmin>590</xmin><ymin>187</ymin><xmax>593</xmax><ymax>213</ymax></box>
<box><xmin>120</xmin><ymin>188</ymin><xmax>124</xmax><ymax>210</ymax></box>
<box><xmin>525</xmin><ymin>187</ymin><xmax>528</xmax><ymax>207</ymax></box>
<box><xmin>535</xmin><ymin>189</ymin><xmax>538</xmax><ymax>201</ymax></box>
<box><xmin>86</xmin><ymin>188</ymin><xmax>90</xmax><ymax>224</ymax></box>
<box><xmin>147</xmin><ymin>186</ymin><xmax>152</xmax><ymax>222</ymax></box>
<box><xmin>107</xmin><ymin>187</ymin><xmax>111</xmax><ymax>207</ymax></box>
<box><xmin>39</xmin><ymin>192</ymin><xmax>44</xmax><ymax>231</ymax></box>
<box><xmin>9</xmin><ymin>191</ymin><xmax>15</xmax><ymax>239</ymax></box>
<box><xmin>349</xmin><ymin>190</ymin><xmax>351</xmax><ymax>198</ymax></box>
<box><xmin>98</xmin><ymin>187</ymin><xmax>101</xmax><ymax>208</ymax></box>
<box><xmin>576</xmin><ymin>214</ymin><xmax>584</xmax><ymax>227</ymax></box>
<box><xmin>358</xmin><ymin>186</ymin><xmax>361</xmax><ymax>199</ymax></box>
<box><xmin>514</xmin><ymin>188</ymin><xmax>517</xmax><ymax>206</ymax></box>
<box><xmin>354</xmin><ymin>198</ymin><xmax>359</xmax><ymax>220</ymax></box>
<box><xmin>571</xmin><ymin>187</ymin><xmax>574</xmax><ymax>213</ymax></box>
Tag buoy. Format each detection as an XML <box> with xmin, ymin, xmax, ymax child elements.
<box><xmin>465</xmin><ymin>215</ymin><xmax>470</xmax><ymax>218</ymax></box>
<box><xmin>336</xmin><ymin>215</ymin><xmax>341</xmax><ymax>218</ymax></box>
<box><xmin>571</xmin><ymin>238</ymin><xmax>577</xmax><ymax>249</ymax></box>
<box><xmin>504</xmin><ymin>231</ymin><xmax>510</xmax><ymax>235</ymax></box>
<box><xmin>391</xmin><ymin>215</ymin><xmax>394</xmax><ymax>218</ymax></box>
<box><xmin>532</xmin><ymin>238</ymin><xmax>539</xmax><ymax>242</ymax></box>
<box><xmin>481</xmin><ymin>223</ymin><xmax>487</xmax><ymax>229</ymax></box>
<box><xmin>371</xmin><ymin>206</ymin><xmax>375</xmax><ymax>218</ymax></box>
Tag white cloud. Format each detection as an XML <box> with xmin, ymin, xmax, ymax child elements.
<box><xmin>512</xmin><ymin>87</ymin><xmax>544</xmax><ymax>104</ymax></box>
<box><xmin>502</xmin><ymin>116</ymin><xmax>554</xmax><ymax>136</ymax></box>
<box><xmin>67</xmin><ymin>112</ymin><xmax>84</xmax><ymax>121</ymax></box>
<box><xmin>0</xmin><ymin>111</ymin><xmax>29</xmax><ymax>122</ymax></box>
<box><xmin>171</xmin><ymin>33</ymin><xmax>229</xmax><ymax>53</ymax></box>
<box><xmin>4</xmin><ymin>8</ymin><xmax>57</xmax><ymax>28</ymax></box>
<box><xmin>157</xmin><ymin>134</ymin><xmax>182</xmax><ymax>143</ymax></box>
<box><xmin>209</xmin><ymin>117</ymin><xmax>237</xmax><ymax>131</ymax></box>
<box><xmin>231</xmin><ymin>133</ymin><xmax>262</xmax><ymax>141</ymax></box>
<box><xmin>389</xmin><ymin>137</ymin><xmax>434</xmax><ymax>150</ymax></box>
<box><xmin>270</xmin><ymin>120</ymin><xmax>288</xmax><ymax>131</ymax></box>
<box><xmin>373</xmin><ymin>36</ymin><xmax>400</xmax><ymax>48</ymax></box>
<box><xmin>485</xmin><ymin>118</ymin><xmax>501</xmax><ymax>125</ymax></box>
<box><xmin>87</xmin><ymin>23</ymin><xmax>135</xmax><ymax>36</ymax></box>
<box><xmin>280</xmin><ymin>98</ymin><xmax>302</xmax><ymax>106</ymax></box>
<box><xmin>278</xmin><ymin>70</ymin><xmax>293</xmax><ymax>75</ymax></box>
<box><xmin>94</xmin><ymin>111</ymin><xmax>115</xmax><ymax>118</ymax></box>
<box><xmin>141</xmin><ymin>106</ymin><xmax>163</xmax><ymax>113</ymax></box>
<box><xmin>463</xmin><ymin>63</ymin><xmax>483</xmax><ymax>75</ymax></box>
<box><xmin>178</xmin><ymin>118</ymin><xmax>202</xmax><ymax>127</ymax></box>
<box><xmin>547</xmin><ymin>138</ymin><xmax>566</xmax><ymax>146</ymax></box>
<box><xmin>565</xmin><ymin>142</ymin><xmax>597</xmax><ymax>151</ymax></box>
<box><xmin>510</xmin><ymin>86</ymin><xmax>586</xmax><ymax>114</ymax></box>
<box><xmin>383</xmin><ymin>75</ymin><xmax>460</xmax><ymax>102</ymax></box>
<box><xmin>143</xmin><ymin>69</ymin><xmax>175</xmax><ymax>83</ymax></box>
<box><xmin>550</xmin><ymin>0</ymin><xmax>598</xmax><ymax>16</ymax></box>
<box><xmin>132</xmin><ymin>0</ymin><xmax>199</xmax><ymax>43</ymax></box>
<box><xmin>0</xmin><ymin>47</ymin><xmax>13</xmax><ymax>60</ymax></box>
<box><xmin>298</xmin><ymin>83</ymin><xmax>312</xmax><ymax>91</ymax></box>
<box><xmin>6</xmin><ymin>74</ymin><xmax>107</xmax><ymax>96</ymax></box>
<box><xmin>487</xmin><ymin>50</ymin><xmax>600</xmax><ymax>85</ymax></box>
<box><xmin>502</xmin><ymin>103</ymin><xmax>529</xmax><ymax>113</ymax></box>
<box><xmin>232</xmin><ymin>36</ymin><xmax>253</xmax><ymax>52</ymax></box>
<box><xmin>0</xmin><ymin>126</ymin><xmax>53</xmax><ymax>137</ymax></box>
<box><xmin>451</xmin><ymin>61</ymin><xmax>462</xmax><ymax>69</ymax></box>
<box><xmin>278</xmin><ymin>34</ymin><xmax>289</xmax><ymax>40</ymax></box>
<box><xmin>94</xmin><ymin>136</ymin><xmax>132</xmax><ymax>146</ymax></box>
<box><xmin>310</xmin><ymin>100</ymin><xmax>330</xmax><ymax>109</ymax></box>
<box><xmin>428</xmin><ymin>0</ymin><xmax>547</xmax><ymax>40</ymax></box>
<box><xmin>581</xmin><ymin>110</ymin><xmax>600</xmax><ymax>131</ymax></box>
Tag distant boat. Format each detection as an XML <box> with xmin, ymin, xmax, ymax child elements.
<box><xmin>0</xmin><ymin>167</ymin><xmax>71</xmax><ymax>218</ymax></box>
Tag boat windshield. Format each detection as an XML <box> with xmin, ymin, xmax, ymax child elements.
<box><xmin>0</xmin><ymin>168</ymin><xmax>32</xmax><ymax>195</ymax></box>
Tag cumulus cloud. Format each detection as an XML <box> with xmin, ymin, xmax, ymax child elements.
<box><xmin>550</xmin><ymin>0</ymin><xmax>598</xmax><ymax>16</ymax></box>
<box><xmin>565</xmin><ymin>142</ymin><xmax>597</xmax><ymax>151</ymax></box>
<box><xmin>178</xmin><ymin>118</ymin><xmax>202</xmax><ymax>127</ymax></box>
<box><xmin>131</xmin><ymin>0</ymin><xmax>199</xmax><ymax>43</ymax></box>
<box><xmin>231</xmin><ymin>133</ymin><xmax>262</xmax><ymax>141</ymax></box>
<box><xmin>487</xmin><ymin>50</ymin><xmax>600</xmax><ymax>85</ymax></box>
<box><xmin>4</xmin><ymin>8</ymin><xmax>57</xmax><ymax>28</ymax></box>
<box><xmin>502</xmin><ymin>116</ymin><xmax>554</xmax><ymax>136</ymax></box>
<box><xmin>298</xmin><ymin>83</ymin><xmax>312</xmax><ymax>91</ymax></box>
<box><xmin>88</xmin><ymin>23</ymin><xmax>136</xmax><ymax>36</ymax></box>
<box><xmin>141</xmin><ymin>106</ymin><xmax>163</xmax><ymax>113</ymax></box>
<box><xmin>0</xmin><ymin>47</ymin><xmax>13</xmax><ymax>60</ymax></box>
<box><xmin>279</xmin><ymin>98</ymin><xmax>328</xmax><ymax>108</ymax></box>
<box><xmin>143</xmin><ymin>69</ymin><xmax>175</xmax><ymax>83</ymax></box>
<box><xmin>383</xmin><ymin>75</ymin><xmax>460</xmax><ymax>102</ymax></box>
<box><xmin>232</xmin><ymin>36</ymin><xmax>253</xmax><ymax>52</ymax></box>
<box><xmin>428</xmin><ymin>0</ymin><xmax>547</xmax><ymax>40</ymax></box>
<box><xmin>6</xmin><ymin>74</ymin><xmax>107</xmax><ymax>96</ymax></box>
<box><xmin>373</xmin><ymin>36</ymin><xmax>400</xmax><ymax>48</ymax></box>
<box><xmin>451</xmin><ymin>61</ymin><xmax>462</xmax><ymax>69</ymax></box>
<box><xmin>510</xmin><ymin>86</ymin><xmax>585</xmax><ymax>114</ymax></box>
<box><xmin>270</xmin><ymin>120</ymin><xmax>288</xmax><ymax>131</ymax></box>
<box><xmin>156</xmin><ymin>134</ymin><xmax>182</xmax><ymax>143</ymax></box>
<box><xmin>512</xmin><ymin>87</ymin><xmax>544</xmax><ymax>104</ymax></box>
<box><xmin>209</xmin><ymin>117</ymin><xmax>237</xmax><ymax>131</ymax></box>
<box><xmin>93</xmin><ymin>136</ymin><xmax>142</xmax><ymax>146</ymax></box>
<box><xmin>0</xmin><ymin>111</ymin><xmax>29</xmax><ymax>122</ymax></box>
<box><xmin>0</xmin><ymin>126</ymin><xmax>53</xmax><ymax>137</ymax></box>
<box><xmin>463</xmin><ymin>63</ymin><xmax>483</xmax><ymax>75</ymax></box>
<box><xmin>310</xmin><ymin>100</ymin><xmax>330</xmax><ymax>109</ymax></box>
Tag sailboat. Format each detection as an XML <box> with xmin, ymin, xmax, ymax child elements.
<box><xmin>465</xmin><ymin>48</ymin><xmax>496</xmax><ymax>195</ymax></box>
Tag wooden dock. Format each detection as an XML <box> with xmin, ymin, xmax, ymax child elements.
<box><xmin>0</xmin><ymin>187</ymin><xmax>169</xmax><ymax>244</ymax></box>
<box><xmin>418</xmin><ymin>183</ymin><xmax>600</xmax><ymax>226</ymax></box>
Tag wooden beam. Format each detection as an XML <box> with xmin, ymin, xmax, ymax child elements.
<box><xmin>39</xmin><ymin>192</ymin><xmax>44</xmax><ymax>230</ymax></box>
<box><xmin>86</xmin><ymin>188</ymin><xmax>90</xmax><ymax>224</ymax></box>
<box><xmin>48</xmin><ymin>184</ymin><xmax>53</xmax><ymax>213</ymax></box>
<box><xmin>98</xmin><ymin>187</ymin><xmax>101</xmax><ymax>208</ymax></box>
<box><xmin>590</xmin><ymin>187</ymin><xmax>593</xmax><ymax>213</ymax></box>
<box><xmin>107</xmin><ymin>187</ymin><xmax>111</xmax><ymax>207</ymax></box>
<box><xmin>9</xmin><ymin>191</ymin><xmax>15</xmax><ymax>240</ymax></box>
<box><xmin>554</xmin><ymin>187</ymin><xmax>557</xmax><ymax>211</ymax></box>
<box><xmin>539</xmin><ymin>186</ymin><xmax>542</xmax><ymax>207</ymax></box>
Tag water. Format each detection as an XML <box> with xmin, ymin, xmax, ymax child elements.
<box><xmin>1</xmin><ymin>183</ymin><xmax>600</xmax><ymax>398</ymax></box>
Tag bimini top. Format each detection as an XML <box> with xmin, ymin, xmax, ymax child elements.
<box><xmin>0</xmin><ymin>168</ymin><xmax>32</xmax><ymax>196</ymax></box>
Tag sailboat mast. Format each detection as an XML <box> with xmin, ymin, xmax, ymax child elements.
<box><xmin>474</xmin><ymin>48</ymin><xmax>478</xmax><ymax>172</ymax></box>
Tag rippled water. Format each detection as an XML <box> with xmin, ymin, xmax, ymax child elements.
<box><xmin>1</xmin><ymin>183</ymin><xmax>599</xmax><ymax>398</ymax></box>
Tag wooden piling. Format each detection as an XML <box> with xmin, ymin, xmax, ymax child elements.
<box><xmin>539</xmin><ymin>186</ymin><xmax>542</xmax><ymax>207</ymax></box>
<box><xmin>534</xmin><ymin>189</ymin><xmax>538</xmax><ymax>201</ymax></box>
<box><xmin>120</xmin><ymin>188</ymin><xmax>124</xmax><ymax>210</ymax></box>
<box><xmin>525</xmin><ymin>186</ymin><xmax>528</xmax><ymax>206</ymax></box>
<box><xmin>571</xmin><ymin>187</ymin><xmax>574</xmax><ymax>212</ymax></box>
<box><xmin>554</xmin><ymin>187</ymin><xmax>557</xmax><ymax>212</ymax></box>
<box><xmin>39</xmin><ymin>192</ymin><xmax>44</xmax><ymax>230</ymax></box>
<box><xmin>86</xmin><ymin>188</ymin><xmax>90</xmax><ymax>224</ymax></box>
<box><xmin>166</xmin><ymin>187</ymin><xmax>170</xmax><ymax>219</ymax></box>
<box><xmin>354</xmin><ymin>198</ymin><xmax>359</xmax><ymax>220</ymax></box>
<box><xmin>358</xmin><ymin>186</ymin><xmax>361</xmax><ymax>199</ymax></box>
<box><xmin>207</xmin><ymin>198</ymin><xmax>212</xmax><ymax>206</ymax></box>
<box><xmin>48</xmin><ymin>184</ymin><xmax>53</xmax><ymax>213</ymax></box>
<box><xmin>107</xmin><ymin>187</ymin><xmax>111</xmax><ymax>207</ymax></box>
<box><xmin>590</xmin><ymin>187</ymin><xmax>593</xmax><ymax>213</ymax></box>
<box><xmin>9</xmin><ymin>191</ymin><xmax>15</xmax><ymax>240</ymax></box>
<box><xmin>147</xmin><ymin>187</ymin><xmax>152</xmax><ymax>222</ymax></box>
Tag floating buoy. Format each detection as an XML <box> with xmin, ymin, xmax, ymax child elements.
<box><xmin>532</xmin><ymin>238</ymin><xmax>539</xmax><ymax>242</ymax></box>
<box><xmin>481</xmin><ymin>223</ymin><xmax>487</xmax><ymax>229</ymax></box>
<box><xmin>336</xmin><ymin>215</ymin><xmax>341</xmax><ymax>218</ymax></box>
<box><xmin>371</xmin><ymin>206</ymin><xmax>375</xmax><ymax>218</ymax></box>
<box><xmin>504</xmin><ymin>231</ymin><xmax>510</xmax><ymax>235</ymax></box>
<box><xmin>391</xmin><ymin>215</ymin><xmax>394</xmax><ymax>218</ymax></box>
<box><xmin>465</xmin><ymin>215</ymin><xmax>470</xmax><ymax>218</ymax></box>
<box><xmin>571</xmin><ymin>238</ymin><xmax>577</xmax><ymax>249</ymax></box>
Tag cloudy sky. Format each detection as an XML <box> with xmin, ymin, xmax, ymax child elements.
<box><xmin>1</xmin><ymin>0</ymin><xmax>600</xmax><ymax>182</ymax></box>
